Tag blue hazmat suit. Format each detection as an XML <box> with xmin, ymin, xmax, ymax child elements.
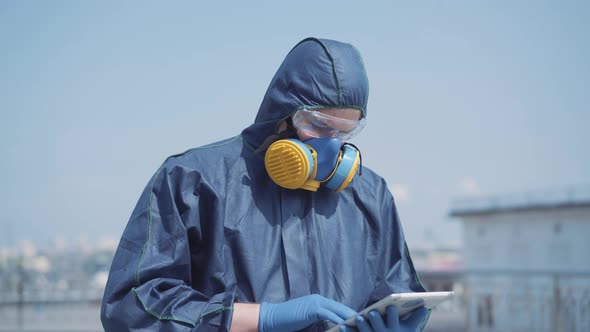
<box><xmin>101</xmin><ymin>37</ymin><xmax>428</xmax><ymax>332</ymax></box>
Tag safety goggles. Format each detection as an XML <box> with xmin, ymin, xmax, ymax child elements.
<box><xmin>292</xmin><ymin>108</ymin><xmax>366</xmax><ymax>141</ymax></box>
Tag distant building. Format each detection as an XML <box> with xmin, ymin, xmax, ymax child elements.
<box><xmin>411</xmin><ymin>245</ymin><xmax>466</xmax><ymax>332</ymax></box>
<box><xmin>450</xmin><ymin>187</ymin><xmax>590</xmax><ymax>332</ymax></box>
<box><xmin>412</xmin><ymin>245</ymin><xmax>463</xmax><ymax>293</ymax></box>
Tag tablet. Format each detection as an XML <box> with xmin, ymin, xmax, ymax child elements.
<box><xmin>325</xmin><ymin>291</ymin><xmax>454</xmax><ymax>332</ymax></box>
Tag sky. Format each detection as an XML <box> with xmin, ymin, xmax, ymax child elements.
<box><xmin>1</xmin><ymin>1</ymin><xmax>589</xmax><ymax>251</ymax></box>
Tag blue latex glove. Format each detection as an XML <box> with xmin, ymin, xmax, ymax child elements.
<box><xmin>259</xmin><ymin>294</ymin><xmax>357</xmax><ymax>332</ymax></box>
<box><xmin>339</xmin><ymin>306</ymin><xmax>429</xmax><ymax>332</ymax></box>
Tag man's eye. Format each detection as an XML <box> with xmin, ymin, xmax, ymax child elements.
<box><xmin>311</xmin><ymin>119</ymin><xmax>329</xmax><ymax>128</ymax></box>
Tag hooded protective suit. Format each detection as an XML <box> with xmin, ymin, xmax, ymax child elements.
<box><xmin>101</xmin><ymin>38</ymin><xmax>427</xmax><ymax>332</ymax></box>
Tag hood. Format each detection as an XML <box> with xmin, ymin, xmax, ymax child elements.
<box><xmin>241</xmin><ymin>37</ymin><xmax>369</xmax><ymax>151</ymax></box>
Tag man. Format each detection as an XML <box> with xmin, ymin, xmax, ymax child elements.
<box><xmin>101</xmin><ymin>37</ymin><xmax>429</xmax><ymax>332</ymax></box>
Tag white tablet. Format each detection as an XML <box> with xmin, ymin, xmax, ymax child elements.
<box><xmin>325</xmin><ymin>291</ymin><xmax>454</xmax><ymax>332</ymax></box>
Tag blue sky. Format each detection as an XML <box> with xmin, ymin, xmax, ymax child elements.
<box><xmin>1</xmin><ymin>1</ymin><xmax>589</xmax><ymax>249</ymax></box>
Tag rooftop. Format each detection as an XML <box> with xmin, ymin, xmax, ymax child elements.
<box><xmin>449</xmin><ymin>185</ymin><xmax>590</xmax><ymax>217</ymax></box>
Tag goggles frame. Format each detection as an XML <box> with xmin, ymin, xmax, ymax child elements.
<box><xmin>292</xmin><ymin>108</ymin><xmax>366</xmax><ymax>141</ymax></box>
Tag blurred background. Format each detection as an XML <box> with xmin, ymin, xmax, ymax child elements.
<box><xmin>1</xmin><ymin>1</ymin><xmax>589</xmax><ymax>331</ymax></box>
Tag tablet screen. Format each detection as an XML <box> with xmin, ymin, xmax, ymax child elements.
<box><xmin>324</xmin><ymin>291</ymin><xmax>454</xmax><ymax>332</ymax></box>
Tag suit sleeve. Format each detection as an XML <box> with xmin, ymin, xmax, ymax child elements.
<box><xmin>368</xmin><ymin>182</ymin><xmax>430</xmax><ymax>331</ymax></box>
<box><xmin>101</xmin><ymin>162</ymin><xmax>235</xmax><ymax>331</ymax></box>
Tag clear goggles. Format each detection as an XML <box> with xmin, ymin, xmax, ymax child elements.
<box><xmin>292</xmin><ymin>108</ymin><xmax>366</xmax><ymax>141</ymax></box>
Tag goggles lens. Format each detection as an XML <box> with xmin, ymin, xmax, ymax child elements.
<box><xmin>292</xmin><ymin>109</ymin><xmax>366</xmax><ymax>141</ymax></box>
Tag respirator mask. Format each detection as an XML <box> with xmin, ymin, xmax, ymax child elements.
<box><xmin>264</xmin><ymin>109</ymin><xmax>365</xmax><ymax>192</ymax></box>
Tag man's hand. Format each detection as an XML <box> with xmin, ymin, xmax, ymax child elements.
<box><xmin>258</xmin><ymin>294</ymin><xmax>357</xmax><ymax>332</ymax></box>
<box><xmin>339</xmin><ymin>306</ymin><xmax>429</xmax><ymax>332</ymax></box>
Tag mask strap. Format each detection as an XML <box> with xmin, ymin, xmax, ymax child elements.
<box><xmin>254</xmin><ymin>118</ymin><xmax>298</xmax><ymax>155</ymax></box>
<box><xmin>343</xmin><ymin>142</ymin><xmax>362</xmax><ymax>176</ymax></box>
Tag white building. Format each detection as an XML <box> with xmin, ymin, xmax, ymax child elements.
<box><xmin>450</xmin><ymin>187</ymin><xmax>590</xmax><ymax>332</ymax></box>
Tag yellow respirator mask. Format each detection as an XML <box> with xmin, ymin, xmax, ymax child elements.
<box><xmin>264</xmin><ymin>137</ymin><xmax>361</xmax><ymax>192</ymax></box>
